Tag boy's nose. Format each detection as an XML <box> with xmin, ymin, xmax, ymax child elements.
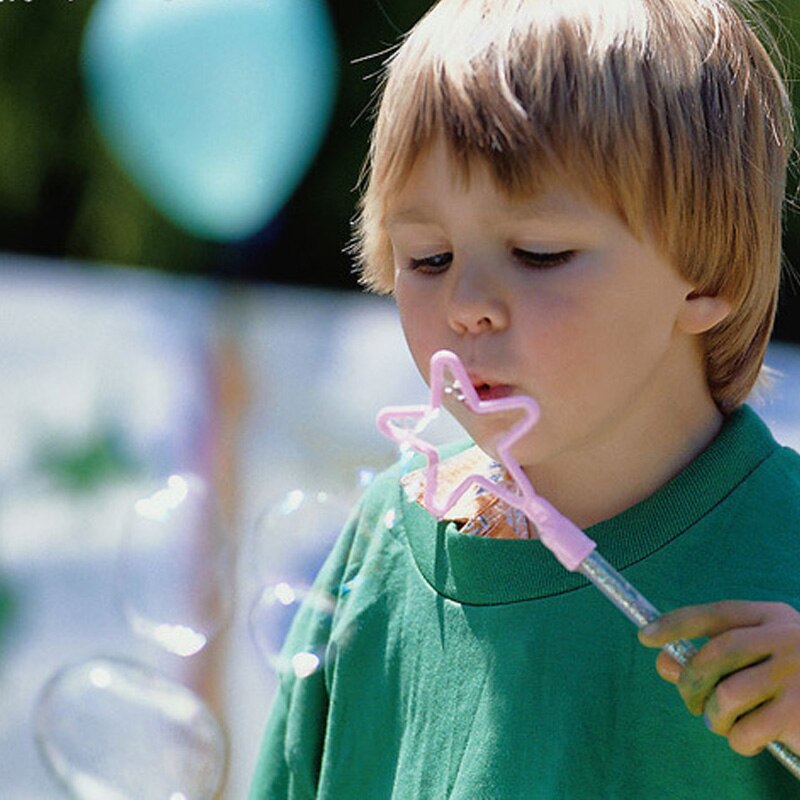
<box><xmin>446</xmin><ymin>267</ymin><xmax>509</xmax><ymax>335</ymax></box>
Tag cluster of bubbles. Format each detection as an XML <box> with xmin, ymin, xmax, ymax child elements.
<box><xmin>33</xmin><ymin>469</ymin><xmax>378</xmax><ymax>798</ymax></box>
<box><xmin>34</xmin><ymin>473</ymin><xmax>230</xmax><ymax>800</ymax></box>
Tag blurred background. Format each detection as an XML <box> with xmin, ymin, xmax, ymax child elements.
<box><xmin>0</xmin><ymin>0</ymin><xmax>797</xmax><ymax>336</ymax></box>
<box><xmin>0</xmin><ymin>0</ymin><xmax>434</xmax><ymax>290</ymax></box>
<box><xmin>0</xmin><ymin>1</ymin><xmax>799</xmax><ymax>798</ymax></box>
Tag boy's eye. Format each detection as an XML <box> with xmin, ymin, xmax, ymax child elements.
<box><xmin>408</xmin><ymin>252</ymin><xmax>453</xmax><ymax>273</ymax></box>
<box><xmin>513</xmin><ymin>248</ymin><xmax>577</xmax><ymax>268</ymax></box>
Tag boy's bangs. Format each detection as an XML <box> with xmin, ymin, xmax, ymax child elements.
<box><xmin>378</xmin><ymin>64</ymin><xmax>578</xmax><ymax>201</ymax></box>
<box><xmin>370</xmin><ymin>9</ymin><xmax>661</xmax><ymax>247</ymax></box>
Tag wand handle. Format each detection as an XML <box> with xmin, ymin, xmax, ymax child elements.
<box><xmin>578</xmin><ymin>551</ymin><xmax>800</xmax><ymax>781</ymax></box>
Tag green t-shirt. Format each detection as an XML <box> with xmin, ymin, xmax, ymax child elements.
<box><xmin>250</xmin><ymin>406</ymin><xmax>800</xmax><ymax>799</ymax></box>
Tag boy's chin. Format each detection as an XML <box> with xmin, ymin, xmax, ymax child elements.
<box><xmin>449</xmin><ymin>405</ymin><xmax>535</xmax><ymax>450</ymax></box>
<box><xmin>472</xmin><ymin>430</ymin><xmax>541</xmax><ymax>471</ymax></box>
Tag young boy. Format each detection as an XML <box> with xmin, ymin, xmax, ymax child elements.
<box><xmin>250</xmin><ymin>1</ymin><xmax>800</xmax><ymax>796</ymax></box>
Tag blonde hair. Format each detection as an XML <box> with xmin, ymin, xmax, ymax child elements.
<box><xmin>352</xmin><ymin>0</ymin><xmax>793</xmax><ymax>412</ymax></box>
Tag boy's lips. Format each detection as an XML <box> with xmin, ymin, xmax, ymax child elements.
<box><xmin>474</xmin><ymin>383</ymin><xmax>514</xmax><ymax>402</ymax></box>
<box><xmin>465</xmin><ymin>371</ymin><xmax>515</xmax><ymax>402</ymax></box>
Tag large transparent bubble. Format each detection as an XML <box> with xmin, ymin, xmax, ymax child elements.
<box><xmin>249</xmin><ymin>488</ymin><xmax>350</xmax><ymax>588</ymax></box>
<box><xmin>249</xmin><ymin>582</ymin><xmax>337</xmax><ymax>679</ymax></box>
<box><xmin>34</xmin><ymin>656</ymin><xmax>226</xmax><ymax>800</ymax></box>
<box><xmin>116</xmin><ymin>473</ymin><xmax>234</xmax><ymax>657</ymax></box>
<box><xmin>246</xmin><ymin>488</ymin><xmax>350</xmax><ymax>678</ymax></box>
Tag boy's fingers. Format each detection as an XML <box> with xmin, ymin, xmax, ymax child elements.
<box><xmin>640</xmin><ymin>601</ymin><xmax>800</xmax><ymax>746</ymax></box>
<box><xmin>654</xmin><ymin>651</ymin><xmax>682</xmax><ymax>684</ymax></box>
<box><xmin>719</xmin><ymin>701</ymin><xmax>772</xmax><ymax>757</ymax></box>
<box><xmin>677</xmin><ymin>627</ymin><xmax>775</xmax><ymax>715</ymax></box>
<box><xmin>722</xmin><ymin>691</ymin><xmax>800</xmax><ymax>757</ymax></box>
<box><xmin>701</xmin><ymin>659</ymin><xmax>775</xmax><ymax>739</ymax></box>
<box><xmin>638</xmin><ymin>601</ymin><xmax>772</xmax><ymax>647</ymax></box>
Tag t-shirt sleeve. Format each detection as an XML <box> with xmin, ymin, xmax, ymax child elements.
<box><xmin>248</xmin><ymin>502</ymin><xmax>362</xmax><ymax>800</ymax></box>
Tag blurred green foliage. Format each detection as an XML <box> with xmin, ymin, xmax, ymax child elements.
<box><xmin>0</xmin><ymin>0</ymin><xmax>798</xmax><ymax>339</ymax></box>
<box><xmin>34</xmin><ymin>423</ymin><xmax>142</xmax><ymax>493</ymax></box>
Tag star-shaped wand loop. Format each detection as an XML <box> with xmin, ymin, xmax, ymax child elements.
<box><xmin>376</xmin><ymin>349</ymin><xmax>596</xmax><ymax>571</ymax></box>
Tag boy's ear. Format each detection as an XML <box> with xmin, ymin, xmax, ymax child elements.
<box><xmin>677</xmin><ymin>292</ymin><xmax>733</xmax><ymax>334</ymax></box>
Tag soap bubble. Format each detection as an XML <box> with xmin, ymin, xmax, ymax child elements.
<box><xmin>117</xmin><ymin>473</ymin><xmax>234</xmax><ymax>657</ymax></box>
<box><xmin>249</xmin><ymin>488</ymin><xmax>350</xmax><ymax>589</ymax></box>
<box><xmin>355</xmin><ymin>467</ymin><xmax>377</xmax><ymax>491</ymax></box>
<box><xmin>248</xmin><ymin>582</ymin><xmax>335</xmax><ymax>678</ymax></box>
<box><xmin>34</xmin><ymin>656</ymin><xmax>226</xmax><ymax>800</ymax></box>
<box><xmin>246</xmin><ymin>486</ymin><xmax>374</xmax><ymax>678</ymax></box>
<box><xmin>246</xmin><ymin>489</ymin><xmax>347</xmax><ymax>674</ymax></box>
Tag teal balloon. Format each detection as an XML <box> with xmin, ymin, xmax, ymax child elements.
<box><xmin>82</xmin><ymin>0</ymin><xmax>338</xmax><ymax>241</ymax></box>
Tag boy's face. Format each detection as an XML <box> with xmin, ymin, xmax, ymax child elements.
<box><xmin>387</xmin><ymin>139</ymin><xmax>717</xmax><ymax>477</ymax></box>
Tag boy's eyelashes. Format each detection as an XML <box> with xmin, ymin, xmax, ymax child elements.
<box><xmin>407</xmin><ymin>252</ymin><xmax>453</xmax><ymax>273</ymax></box>
<box><xmin>405</xmin><ymin>249</ymin><xmax>577</xmax><ymax>274</ymax></box>
<box><xmin>512</xmin><ymin>248</ymin><xmax>577</xmax><ymax>268</ymax></box>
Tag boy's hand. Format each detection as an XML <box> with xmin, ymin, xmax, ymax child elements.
<box><xmin>638</xmin><ymin>601</ymin><xmax>800</xmax><ymax>756</ymax></box>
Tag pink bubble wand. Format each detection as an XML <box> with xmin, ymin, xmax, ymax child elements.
<box><xmin>377</xmin><ymin>349</ymin><xmax>800</xmax><ymax>780</ymax></box>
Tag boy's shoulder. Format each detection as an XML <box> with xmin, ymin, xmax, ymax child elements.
<box><xmin>708</xmin><ymin>406</ymin><xmax>800</xmax><ymax>505</ymax></box>
<box><xmin>760</xmin><ymin>436</ymin><xmax>800</xmax><ymax>499</ymax></box>
<box><xmin>706</xmin><ymin>409</ymin><xmax>800</xmax><ymax>574</ymax></box>
<box><xmin>741</xmin><ymin>406</ymin><xmax>800</xmax><ymax>484</ymax></box>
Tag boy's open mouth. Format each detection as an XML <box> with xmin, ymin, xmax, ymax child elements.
<box><xmin>474</xmin><ymin>383</ymin><xmax>514</xmax><ymax>402</ymax></box>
